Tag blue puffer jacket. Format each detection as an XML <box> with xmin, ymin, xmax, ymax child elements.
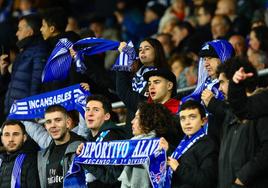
<box><xmin>3</xmin><ymin>36</ymin><xmax>48</xmax><ymax>114</ymax></box>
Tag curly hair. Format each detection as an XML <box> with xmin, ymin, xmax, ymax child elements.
<box><xmin>138</xmin><ymin>102</ymin><xmax>176</xmax><ymax>136</ymax></box>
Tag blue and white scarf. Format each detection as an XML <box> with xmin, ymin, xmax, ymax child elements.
<box><xmin>112</xmin><ymin>41</ymin><xmax>137</xmax><ymax>71</ymax></box>
<box><xmin>8</xmin><ymin>84</ymin><xmax>90</xmax><ymax>120</ymax></box>
<box><xmin>182</xmin><ymin>40</ymin><xmax>234</xmax><ymax>103</ymax></box>
<box><xmin>42</xmin><ymin>37</ymin><xmax>137</xmax><ymax>83</ymax></box>
<box><xmin>132</xmin><ymin>65</ymin><xmax>157</xmax><ymax>94</ymax></box>
<box><xmin>42</xmin><ymin>38</ymin><xmax>74</xmax><ymax>83</ymax></box>
<box><xmin>64</xmin><ymin>138</ymin><xmax>168</xmax><ymax>188</ymax></box>
<box><xmin>164</xmin><ymin>127</ymin><xmax>206</xmax><ymax>187</ymax></box>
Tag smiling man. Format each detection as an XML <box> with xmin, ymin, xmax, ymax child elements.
<box><xmin>81</xmin><ymin>94</ymin><xmax>126</xmax><ymax>187</ymax></box>
<box><xmin>38</xmin><ymin>104</ymin><xmax>84</xmax><ymax>188</ymax></box>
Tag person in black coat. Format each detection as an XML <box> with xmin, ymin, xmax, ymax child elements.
<box><xmin>0</xmin><ymin>120</ymin><xmax>40</xmax><ymax>188</ymax></box>
<box><xmin>0</xmin><ymin>14</ymin><xmax>48</xmax><ymax>115</ymax></box>
<box><xmin>160</xmin><ymin>100</ymin><xmax>218</xmax><ymax>188</ymax></box>
<box><xmin>228</xmin><ymin>66</ymin><xmax>268</xmax><ymax>119</ymax></box>
<box><xmin>202</xmin><ymin>58</ymin><xmax>268</xmax><ymax>187</ymax></box>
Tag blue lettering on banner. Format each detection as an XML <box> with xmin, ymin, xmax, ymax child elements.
<box><xmin>77</xmin><ymin>139</ymin><xmax>159</xmax><ymax>165</ymax></box>
<box><xmin>8</xmin><ymin>84</ymin><xmax>90</xmax><ymax>120</ymax></box>
<box><xmin>64</xmin><ymin>138</ymin><xmax>169</xmax><ymax>188</ymax></box>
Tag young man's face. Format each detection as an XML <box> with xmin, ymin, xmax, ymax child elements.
<box><xmin>1</xmin><ymin>125</ymin><xmax>26</xmax><ymax>154</ymax></box>
<box><xmin>40</xmin><ymin>19</ymin><xmax>54</xmax><ymax>40</ymax></box>
<box><xmin>204</xmin><ymin>57</ymin><xmax>221</xmax><ymax>79</ymax></box>
<box><xmin>85</xmin><ymin>100</ymin><xmax>110</xmax><ymax>132</ymax></box>
<box><xmin>44</xmin><ymin>111</ymin><xmax>70</xmax><ymax>143</ymax></box>
<box><xmin>131</xmin><ymin>110</ymin><xmax>144</xmax><ymax>136</ymax></box>
<box><xmin>179</xmin><ymin>108</ymin><xmax>207</xmax><ymax>137</ymax></box>
<box><xmin>196</xmin><ymin>7</ymin><xmax>211</xmax><ymax>26</ymax></box>
<box><xmin>148</xmin><ymin>76</ymin><xmax>173</xmax><ymax>104</ymax></box>
<box><xmin>218</xmin><ymin>73</ymin><xmax>229</xmax><ymax>99</ymax></box>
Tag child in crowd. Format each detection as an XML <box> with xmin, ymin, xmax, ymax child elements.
<box><xmin>160</xmin><ymin>100</ymin><xmax>218</xmax><ymax>188</ymax></box>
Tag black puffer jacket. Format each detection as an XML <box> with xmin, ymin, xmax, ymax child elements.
<box><xmin>0</xmin><ymin>138</ymin><xmax>40</xmax><ymax>188</ymax></box>
<box><xmin>2</xmin><ymin>35</ymin><xmax>48</xmax><ymax>114</ymax></box>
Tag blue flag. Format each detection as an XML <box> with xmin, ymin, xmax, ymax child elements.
<box><xmin>8</xmin><ymin>84</ymin><xmax>90</xmax><ymax>120</ymax></box>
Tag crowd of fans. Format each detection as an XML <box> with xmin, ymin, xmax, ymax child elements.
<box><xmin>1</xmin><ymin>0</ymin><xmax>268</xmax><ymax>187</ymax></box>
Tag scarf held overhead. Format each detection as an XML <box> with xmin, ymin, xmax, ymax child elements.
<box><xmin>8</xmin><ymin>84</ymin><xmax>90</xmax><ymax>120</ymax></box>
<box><xmin>42</xmin><ymin>37</ymin><xmax>138</xmax><ymax>83</ymax></box>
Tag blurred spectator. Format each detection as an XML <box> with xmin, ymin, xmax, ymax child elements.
<box><xmin>158</xmin><ymin>0</ymin><xmax>188</xmax><ymax>33</ymax></box>
<box><xmin>0</xmin><ymin>0</ymin><xmax>13</xmax><ymax>23</ymax></box>
<box><xmin>215</xmin><ymin>0</ymin><xmax>236</xmax><ymax>21</ymax></box>
<box><xmin>211</xmin><ymin>14</ymin><xmax>232</xmax><ymax>40</ymax></box>
<box><xmin>65</xmin><ymin>16</ymin><xmax>80</xmax><ymax>35</ymax></box>
<box><xmin>115</xmin><ymin>1</ymin><xmax>165</xmax><ymax>46</ymax></box>
<box><xmin>215</xmin><ymin>0</ymin><xmax>250</xmax><ymax>37</ymax></box>
<box><xmin>13</xmin><ymin>0</ymin><xmax>36</xmax><ymax>18</ymax></box>
<box><xmin>228</xmin><ymin>66</ymin><xmax>268</xmax><ymax>119</ymax></box>
<box><xmin>248</xmin><ymin>26</ymin><xmax>268</xmax><ymax>54</ymax></box>
<box><xmin>0</xmin><ymin>13</ymin><xmax>48</xmax><ymax>115</ymax></box>
<box><xmin>168</xmin><ymin>53</ymin><xmax>193</xmax><ymax>89</ymax></box>
<box><xmin>251</xmin><ymin>8</ymin><xmax>267</xmax><ymax>29</ymax></box>
<box><xmin>248</xmin><ymin>50</ymin><xmax>268</xmax><ymax>70</ymax></box>
<box><xmin>228</xmin><ymin>34</ymin><xmax>247</xmax><ymax>57</ymax></box>
<box><xmin>194</xmin><ymin>3</ymin><xmax>214</xmax><ymax>42</ymax></box>
<box><xmin>156</xmin><ymin>32</ymin><xmax>174</xmax><ymax>59</ymax></box>
<box><xmin>158</xmin><ymin>17</ymin><xmax>177</xmax><ymax>34</ymax></box>
<box><xmin>88</xmin><ymin>16</ymin><xmax>120</xmax><ymax>69</ymax></box>
<box><xmin>171</xmin><ymin>21</ymin><xmax>195</xmax><ymax>53</ymax></box>
<box><xmin>113</xmin><ymin>0</ymin><xmax>143</xmax><ymax>42</ymax></box>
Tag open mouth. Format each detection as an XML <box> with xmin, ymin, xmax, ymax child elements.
<box><xmin>87</xmin><ymin>119</ymin><xmax>94</xmax><ymax>124</ymax></box>
<box><xmin>8</xmin><ymin>144</ymin><xmax>16</xmax><ymax>148</ymax></box>
<box><xmin>150</xmin><ymin>91</ymin><xmax>156</xmax><ymax>97</ymax></box>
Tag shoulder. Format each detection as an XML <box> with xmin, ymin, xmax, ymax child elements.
<box><xmin>66</xmin><ymin>132</ymin><xmax>86</xmax><ymax>153</ymax></box>
<box><xmin>192</xmin><ymin>135</ymin><xmax>217</xmax><ymax>154</ymax></box>
<box><xmin>101</xmin><ymin>122</ymin><xmax>128</xmax><ymax>141</ymax></box>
